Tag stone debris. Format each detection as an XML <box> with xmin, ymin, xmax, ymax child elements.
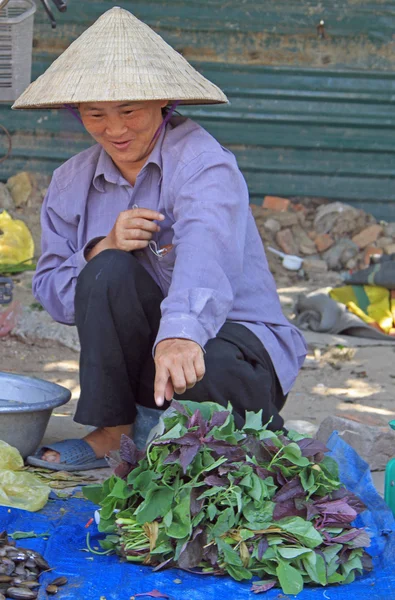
<box><xmin>316</xmin><ymin>415</ymin><xmax>395</xmax><ymax>471</ymax></box>
<box><xmin>13</xmin><ymin>307</ymin><xmax>80</xmax><ymax>352</ymax></box>
<box><xmin>6</xmin><ymin>171</ymin><xmax>33</xmax><ymax>207</ymax></box>
<box><xmin>0</xmin><ymin>182</ymin><xmax>15</xmax><ymax>211</ymax></box>
<box><xmin>252</xmin><ymin>195</ymin><xmax>395</xmax><ymax>279</ymax></box>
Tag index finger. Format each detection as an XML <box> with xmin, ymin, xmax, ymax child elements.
<box><xmin>126</xmin><ymin>208</ymin><xmax>165</xmax><ymax>221</ymax></box>
<box><xmin>154</xmin><ymin>362</ymin><xmax>170</xmax><ymax>407</ymax></box>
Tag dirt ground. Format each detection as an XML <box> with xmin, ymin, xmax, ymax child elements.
<box><xmin>2</xmin><ymin>273</ymin><xmax>395</xmax><ymax>443</ymax></box>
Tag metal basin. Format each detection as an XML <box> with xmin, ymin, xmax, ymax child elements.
<box><xmin>0</xmin><ymin>372</ymin><xmax>71</xmax><ymax>459</ymax></box>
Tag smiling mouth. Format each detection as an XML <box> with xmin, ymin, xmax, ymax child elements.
<box><xmin>110</xmin><ymin>140</ymin><xmax>132</xmax><ymax>150</ymax></box>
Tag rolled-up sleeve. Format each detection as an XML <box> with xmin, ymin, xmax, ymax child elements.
<box><xmin>154</xmin><ymin>151</ymin><xmax>249</xmax><ymax>351</ymax></box>
<box><xmin>32</xmin><ymin>176</ymin><xmax>87</xmax><ymax>324</ymax></box>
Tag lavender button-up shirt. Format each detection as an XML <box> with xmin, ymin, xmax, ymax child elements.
<box><xmin>33</xmin><ymin>116</ymin><xmax>306</xmax><ymax>394</ymax></box>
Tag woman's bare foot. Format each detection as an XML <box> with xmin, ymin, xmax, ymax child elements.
<box><xmin>41</xmin><ymin>424</ymin><xmax>132</xmax><ymax>464</ymax></box>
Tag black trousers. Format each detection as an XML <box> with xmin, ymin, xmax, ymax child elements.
<box><xmin>74</xmin><ymin>250</ymin><xmax>286</xmax><ymax>430</ymax></box>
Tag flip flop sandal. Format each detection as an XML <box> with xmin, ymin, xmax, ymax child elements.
<box><xmin>26</xmin><ymin>438</ymin><xmax>109</xmax><ymax>471</ymax></box>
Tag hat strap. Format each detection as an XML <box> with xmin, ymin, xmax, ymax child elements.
<box><xmin>151</xmin><ymin>100</ymin><xmax>181</xmax><ymax>144</ymax></box>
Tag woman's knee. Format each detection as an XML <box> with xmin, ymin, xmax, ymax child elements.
<box><xmin>76</xmin><ymin>250</ymin><xmax>140</xmax><ymax>301</ymax></box>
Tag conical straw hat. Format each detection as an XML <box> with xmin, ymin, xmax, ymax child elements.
<box><xmin>12</xmin><ymin>6</ymin><xmax>228</xmax><ymax>109</ymax></box>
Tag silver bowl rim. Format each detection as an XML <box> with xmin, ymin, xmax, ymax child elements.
<box><xmin>0</xmin><ymin>371</ymin><xmax>71</xmax><ymax>413</ymax></box>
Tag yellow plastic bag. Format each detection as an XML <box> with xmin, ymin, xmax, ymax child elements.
<box><xmin>0</xmin><ymin>441</ymin><xmax>50</xmax><ymax>512</ymax></box>
<box><xmin>0</xmin><ymin>210</ymin><xmax>34</xmax><ymax>266</ymax></box>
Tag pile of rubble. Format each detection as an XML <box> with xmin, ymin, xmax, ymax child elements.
<box><xmin>252</xmin><ymin>195</ymin><xmax>395</xmax><ymax>279</ymax></box>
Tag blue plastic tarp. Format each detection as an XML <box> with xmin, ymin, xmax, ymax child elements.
<box><xmin>0</xmin><ymin>432</ymin><xmax>394</xmax><ymax>600</ymax></box>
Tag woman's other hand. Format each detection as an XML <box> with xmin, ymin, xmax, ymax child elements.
<box><xmin>154</xmin><ymin>338</ymin><xmax>205</xmax><ymax>407</ymax></box>
<box><xmin>86</xmin><ymin>208</ymin><xmax>164</xmax><ymax>259</ymax></box>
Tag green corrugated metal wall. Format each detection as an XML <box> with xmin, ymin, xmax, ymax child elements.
<box><xmin>2</xmin><ymin>1</ymin><xmax>395</xmax><ymax>219</ymax></box>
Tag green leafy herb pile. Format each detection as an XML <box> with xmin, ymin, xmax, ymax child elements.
<box><xmin>83</xmin><ymin>401</ymin><xmax>372</xmax><ymax>596</ymax></box>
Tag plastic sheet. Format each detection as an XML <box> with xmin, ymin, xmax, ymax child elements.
<box><xmin>0</xmin><ymin>441</ymin><xmax>50</xmax><ymax>512</ymax></box>
<box><xmin>0</xmin><ymin>432</ymin><xmax>394</xmax><ymax>599</ymax></box>
<box><xmin>0</xmin><ymin>210</ymin><xmax>34</xmax><ymax>266</ymax></box>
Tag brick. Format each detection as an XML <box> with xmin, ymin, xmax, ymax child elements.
<box><xmin>263</xmin><ymin>196</ymin><xmax>290</xmax><ymax>212</ymax></box>
<box><xmin>352</xmin><ymin>224</ymin><xmax>383</xmax><ymax>249</ymax></box>
<box><xmin>291</xmin><ymin>202</ymin><xmax>308</xmax><ymax>215</ymax></box>
<box><xmin>363</xmin><ymin>246</ymin><xmax>383</xmax><ymax>266</ymax></box>
<box><xmin>315</xmin><ymin>233</ymin><xmax>334</xmax><ymax>253</ymax></box>
<box><xmin>275</xmin><ymin>228</ymin><xmax>297</xmax><ymax>255</ymax></box>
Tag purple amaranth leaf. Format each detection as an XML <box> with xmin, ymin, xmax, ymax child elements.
<box><xmin>244</xmin><ymin>436</ymin><xmax>273</xmax><ymax>463</ymax></box>
<box><xmin>171</xmin><ymin>400</ymin><xmax>189</xmax><ymax>416</ymax></box>
<box><xmin>344</xmin><ymin>492</ymin><xmax>367</xmax><ymax>514</ymax></box>
<box><xmin>171</xmin><ymin>432</ymin><xmax>201</xmax><ymax>446</ymax></box>
<box><xmin>255</xmin><ymin>466</ymin><xmax>272</xmax><ymax>480</ymax></box>
<box><xmin>314</xmin><ymin>498</ymin><xmax>358</xmax><ymax>523</ymax></box>
<box><xmin>261</xmin><ymin>439</ymin><xmax>279</xmax><ymax>455</ymax></box>
<box><xmin>114</xmin><ymin>460</ymin><xmax>134</xmax><ymax>479</ymax></box>
<box><xmin>251</xmin><ymin>580</ymin><xmax>276</xmax><ymax>594</ymax></box>
<box><xmin>188</xmin><ymin>409</ymin><xmax>204</xmax><ymax>430</ymax></box>
<box><xmin>134</xmin><ymin>591</ymin><xmax>170</xmax><ymax>599</ymax></box>
<box><xmin>257</xmin><ymin>537</ymin><xmax>269</xmax><ymax>560</ymax></box>
<box><xmin>180</xmin><ymin>443</ymin><xmax>201</xmax><ymax>473</ymax></box>
<box><xmin>273</xmin><ymin>499</ymin><xmax>306</xmax><ymax>521</ymax></box>
<box><xmin>190</xmin><ymin>487</ymin><xmax>204</xmax><ymax>516</ymax></box>
<box><xmin>205</xmin><ymin>438</ymin><xmax>245</xmax><ymax>461</ymax></box>
<box><xmin>209</xmin><ymin>411</ymin><xmax>230</xmax><ymax>429</ymax></box>
<box><xmin>163</xmin><ymin>449</ymin><xmax>181</xmax><ymax>464</ymax></box>
<box><xmin>338</xmin><ymin>546</ymin><xmax>352</xmax><ymax>565</ymax></box>
<box><xmin>296</xmin><ymin>438</ymin><xmax>329</xmax><ymax>458</ymax></box>
<box><xmin>203</xmin><ymin>543</ymin><xmax>218</xmax><ymax>567</ymax></box>
<box><xmin>120</xmin><ymin>434</ymin><xmax>140</xmax><ymax>465</ymax></box>
<box><xmin>273</xmin><ymin>468</ymin><xmax>288</xmax><ymax>487</ymax></box>
<box><xmin>273</xmin><ymin>476</ymin><xmax>305</xmax><ymax>502</ymax></box>
<box><xmin>361</xmin><ymin>552</ymin><xmax>373</xmax><ymax>571</ymax></box>
<box><xmin>178</xmin><ymin>527</ymin><xmax>206</xmax><ymax>570</ymax></box>
<box><xmin>332</xmin><ymin>529</ymin><xmax>371</xmax><ymax>548</ymax></box>
<box><xmin>204</xmin><ymin>475</ymin><xmax>228</xmax><ymax>487</ymax></box>
<box><xmin>218</xmin><ymin>464</ymin><xmax>233</xmax><ymax>476</ymax></box>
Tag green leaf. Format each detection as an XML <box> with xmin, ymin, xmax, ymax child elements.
<box><xmin>300</xmin><ymin>468</ymin><xmax>315</xmax><ymax>493</ymax></box>
<box><xmin>216</xmin><ymin>538</ymin><xmax>243</xmax><ymax>567</ymax></box>
<box><xmin>225</xmin><ymin>563</ymin><xmax>252</xmax><ymax>581</ymax></box>
<box><xmin>83</xmin><ymin>484</ymin><xmax>106</xmax><ymax>505</ymax></box>
<box><xmin>276</xmin><ymin>560</ymin><xmax>304</xmax><ymax>595</ymax></box>
<box><xmin>243</xmin><ymin>501</ymin><xmax>274</xmax><ymax>529</ymax></box>
<box><xmin>166</xmin><ymin>489</ymin><xmax>191</xmax><ymax>539</ymax></box>
<box><xmin>163</xmin><ymin>510</ymin><xmax>173</xmax><ymax>528</ymax></box>
<box><xmin>211</xmin><ymin>507</ymin><xmax>235</xmax><ymax>538</ymax></box>
<box><xmin>131</xmin><ymin>471</ymin><xmax>159</xmax><ymax>497</ymax></box>
<box><xmin>282</xmin><ymin>443</ymin><xmax>310</xmax><ymax>467</ymax></box>
<box><xmin>109</xmin><ymin>478</ymin><xmax>134</xmax><ymax>500</ymax></box>
<box><xmin>207</xmin><ymin>503</ymin><xmax>217</xmax><ymax>521</ymax></box>
<box><xmin>202</xmin><ymin>456</ymin><xmax>228</xmax><ymax>473</ymax></box>
<box><xmin>328</xmin><ymin>572</ymin><xmax>347</xmax><ymax>584</ymax></box>
<box><xmin>243</xmin><ymin>410</ymin><xmax>263</xmax><ymax>433</ymax></box>
<box><xmin>320</xmin><ymin>456</ymin><xmax>340</xmax><ymax>479</ymax></box>
<box><xmin>322</xmin><ymin>543</ymin><xmax>343</xmax><ymax>565</ymax></box>
<box><xmin>134</xmin><ymin>486</ymin><xmax>173</xmax><ymax>524</ymax></box>
<box><xmin>197</xmin><ymin>486</ymin><xmax>224</xmax><ymax>499</ymax></box>
<box><xmin>248</xmin><ymin>473</ymin><xmax>265</xmax><ymax>502</ymax></box>
<box><xmin>277</xmin><ymin>547</ymin><xmax>312</xmax><ymax>560</ymax></box>
<box><xmin>342</xmin><ymin>555</ymin><xmax>363</xmax><ymax>579</ymax></box>
<box><xmin>278</xmin><ymin>517</ymin><xmax>323</xmax><ymax>548</ymax></box>
<box><xmin>302</xmin><ymin>551</ymin><xmax>327</xmax><ymax>585</ymax></box>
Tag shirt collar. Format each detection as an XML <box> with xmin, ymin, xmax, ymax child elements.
<box><xmin>92</xmin><ymin>124</ymin><xmax>167</xmax><ymax>192</ymax></box>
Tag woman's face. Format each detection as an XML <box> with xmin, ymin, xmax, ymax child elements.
<box><xmin>79</xmin><ymin>100</ymin><xmax>168</xmax><ymax>169</ymax></box>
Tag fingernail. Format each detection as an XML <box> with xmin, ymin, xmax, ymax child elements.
<box><xmin>158</xmin><ymin>214</ymin><xmax>165</xmax><ymax>221</ymax></box>
<box><xmin>156</xmin><ymin>396</ymin><xmax>164</xmax><ymax>407</ymax></box>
